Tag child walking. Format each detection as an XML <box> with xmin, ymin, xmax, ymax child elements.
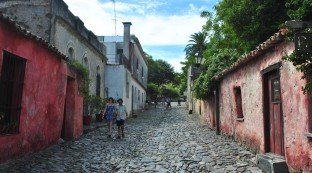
<box><xmin>104</xmin><ymin>97</ymin><xmax>116</xmax><ymax>138</ymax></box>
<box><xmin>115</xmin><ymin>98</ymin><xmax>128</xmax><ymax>139</ymax></box>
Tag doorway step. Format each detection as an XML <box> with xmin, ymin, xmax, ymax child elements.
<box><xmin>257</xmin><ymin>153</ymin><xmax>289</xmax><ymax>173</ymax></box>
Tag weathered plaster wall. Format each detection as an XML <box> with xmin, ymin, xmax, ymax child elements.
<box><xmin>197</xmin><ymin>99</ymin><xmax>215</xmax><ymax>129</ymax></box>
<box><xmin>132</xmin><ymin>42</ymin><xmax>148</xmax><ymax>88</ymax></box>
<box><xmin>0</xmin><ymin>0</ymin><xmax>107</xmax><ymax>99</ymax></box>
<box><xmin>123</xmin><ymin>70</ymin><xmax>132</xmax><ymax>115</ymax></box>
<box><xmin>55</xmin><ymin>20</ymin><xmax>106</xmax><ymax>98</ymax></box>
<box><xmin>0</xmin><ymin>19</ymin><xmax>83</xmax><ymax>162</ymax></box>
<box><xmin>0</xmin><ymin>0</ymin><xmax>52</xmax><ymax>41</ymax></box>
<box><xmin>131</xmin><ymin>78</ymin><xmax>146</xmax><ymax>113</ymax></box>
<box><xmin>217</xmin><ymin>42</ymin><xmax>312</xmax><ymax>171</ymax></box>
<box><xmin>105</xmin><ymin>65</ymin><xmax>125</xmax><ymax>100</ymax></box>
<box><xmin>280</xmin><ymin>55</ymin><xmax>312</xmax><ymax>172</ymax></box>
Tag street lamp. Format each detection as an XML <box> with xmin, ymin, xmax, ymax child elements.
<box><xmin>285</xmin><ymin>20</ymin><xmax>312</xmax><ymax>58</ymax></box>
<box><xmin>188</xmin><ymin>53</ymin><xmax>203</xmax><ymax>114</ymax></box>
<box><xmin>194</xmin><ymin>52</ymin><xmax>203</xmax><ymax>67</ymax></box>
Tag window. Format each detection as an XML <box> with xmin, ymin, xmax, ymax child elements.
<box><xmin>0</xmin><ymin>51</ymin><xmax>26</xmax><ymax>134</ymax></box>
<box><xmin>126</xmin><ymin>82</ymin><xmax>130</xmax><ymax>98</ymax></box>
<box><xmin>117</xmin><ymin>49</ymin><xmax>123</xmax><ymax>55</ymax></box>
<box><xmin>96</xmin><ymin>74</ymin><xmax>101</xmax><ymax>96</ymax></box>
<box><xmin>136</xmin><ymin>59</ymin><xmax>139</xmax><ymax>69</ymax></box>
<box><xmin>234</xmin><ymin>86</ymin><xmax>243</xmax><ymax>119</ymax></box>
<box><xmin>83</xmin><ymin>57</ymin><xmax>88</xmax><ymax>68</ymax></box>
<box><xmin>105</xmin><ymin>87</ymin><xmax>109</xmax><ymax>98</ymax></box>
<box><xmin>271</xmin><ymin>78</ymin><xmax>280</xmax><ymax>102</ymax></box>
<box><xmin>126</xmin><ymin>73</ymin><xmax>130</xmax><ymax>98</ymax></box>
<box><xmin>67</xmin><ymin>47</ymin><xmax>75</xmax><ymax>59</ymax></box>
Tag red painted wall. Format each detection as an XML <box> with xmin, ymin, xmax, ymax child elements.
<box><xmin>202</xmin><ymin>42</ymin><xmax>312</xmax><ymax>172</ymax></box>
<box><xmin>0</xmin><ymin>19</ymin><xmax>83</xmax><ymax>162</ymax></box>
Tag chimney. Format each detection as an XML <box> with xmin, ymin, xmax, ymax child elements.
<box><xmin>123</xmin><ymin>22</ymin><xmax>132</xmax><ymax>59</ymax></box>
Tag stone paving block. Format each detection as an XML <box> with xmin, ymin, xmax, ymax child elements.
<box><xmin>0</xmin><ymin>106</ymin><xmax>262</xmax><ymax>172</ymax></box>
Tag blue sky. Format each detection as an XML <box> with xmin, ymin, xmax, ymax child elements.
<box><xmin>63</xmin><ymin>0</ymin><xmax>218</xmax><ymax>72</ymax></box>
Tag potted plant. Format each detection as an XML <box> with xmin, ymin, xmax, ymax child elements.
<box><xmin>89</xmin><ymin>96</ymin><xmax>105</xmax><ymax>122</ymax></box>
<box><xmin>83</xmin><ymin>96</ymin><xmax>92</xmax><ymax>125</ymax></box>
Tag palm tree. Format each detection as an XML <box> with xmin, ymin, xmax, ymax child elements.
<box><xmin>184</xmin><ymin>31</ymin><xmax>208</xmax><ymax>65</ymax></box>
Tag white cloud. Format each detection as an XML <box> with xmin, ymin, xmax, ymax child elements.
<box><xmin>166</xmin><ymin>55</ymin><xmax>187</xmax><ymax>73</ymax></box>
<box><xmin>63</xmin><ymin>0</ymin><xmax>206</xmax><ymax>46</ymax></box>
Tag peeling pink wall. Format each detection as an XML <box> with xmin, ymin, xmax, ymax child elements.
<box><xmin>199</xmin><ymin>99</ymin><xmax>215</xmax><ymax>129</ymax></box>
<box><xmin>0</xmin><ymin>19</ymin><xmax>83</xmax><ymax>162</ymax></box>
<box><xmin>213</xmin><ymin>42</ymin><xmax>312</xmax><ymax>172</ymax></box>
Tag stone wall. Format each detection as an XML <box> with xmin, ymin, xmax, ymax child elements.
<box><xmin>54</xmin><ymin>20</ymin><xmax>105</xmax><ymax>98</ymax></box>
<box><xmin>50</xmin><ymin>0</ymin><xmax>105</xmax><ymax>55</ymax></box>
<box><xmin>0</xmin><ymin>0</ymin><xmax>52</xmax><ymax>41</ymax></box>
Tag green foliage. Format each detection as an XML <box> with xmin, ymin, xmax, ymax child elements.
<box><xmin>286</xmin><ymin>0</ymin><xmax>312</xmax><ymax>20</ymax></box>
<box><xmin>145</xmin><ymin>52</ymin><xmax>181</xmax><ymax>100</ymax></box>
<box><xmin>182</xmin><ymin>0</ymin><xmax>290</xmax><ymax>100</ymax></box>
<box><xmin>193</xmin><ymin>49</ymin><xmax>240</xmax><ymax>99</ymax></box>
<box><xmin>215</xmin><ymin>0</ymin><xmax>288</xmax><ymax>53</ymax></box>
<box><xmin>146</xmin><ymin>53</ymin><xmax>177</xmax><ymax>86</ymax></box>
<box><xmin>184</xmin><ymin>31</ymin><xmax>208</xmax><ymax>61</ymax></box>
<box><xmin>67</xmin><ymin>59</ymin><xmax>91</xmax><ymax>99</ymax></box>
<box><xmin>147</xmin><ymin>83</ymin><xmax>159</xmax><ymax>101</ymax></box>
<box><xmin>284</xmin><ymin>0</ymin><xmax>312</xmax><ymax>93</ymax></box>
<box><xmin>86</xmin><ymin>95</ymin><xmax>106</xmax><ymax>115</ymax></box>
<box><xmin>160</xmin><ymin>83</ymin><xmax>180</xmax><ymax>99</ymax></box>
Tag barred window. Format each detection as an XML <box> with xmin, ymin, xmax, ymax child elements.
<box><xmin>0</xmin><ymin>51</ymin><xmax>26</xmax><ymax>134</ymax></box>
<box><xmin>96</xmin><ymin>74</ymin><xmax>101</xmax><ymax>96</ymax></box>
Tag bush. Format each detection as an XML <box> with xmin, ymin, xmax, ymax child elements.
<box><xmin>86</xmin><ymin>95</ymin><xmax>106</xmax><ymax>115</ymax></box>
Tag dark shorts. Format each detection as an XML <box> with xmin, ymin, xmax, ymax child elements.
<box><xmin>116</xmin><ymin>119</ymin><xmax>125</xmax><ymax>126</ymax></box>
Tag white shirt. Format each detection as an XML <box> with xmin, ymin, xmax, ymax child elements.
<box><xmin>116</xmin><ymin>105</ymin><xmax>127</xmax><ymax>120</ymax></box>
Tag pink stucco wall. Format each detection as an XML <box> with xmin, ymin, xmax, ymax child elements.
<box><xmin>197</xmin><ymin>99</ymin><xmax>215</xmax><ymax>130</ymax></box>
<box><xmin>212</xmin><ymin>42</ymin><xmax>312</xmax><ymax>172</ymax></box>
<box><xmin>0</xmin><ymin>19</ymin><xmax>83</xmax><ymax>162</ymax></box>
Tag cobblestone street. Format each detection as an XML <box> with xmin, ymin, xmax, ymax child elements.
<box><xmin>0</xmin><ymin>104</ymin><xmax>262</xmax><ymax>173</ymax></box>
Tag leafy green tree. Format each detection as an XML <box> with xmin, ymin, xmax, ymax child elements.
<box><xmin>146</xmin><ymin>53</ymin><xmax>176</xmax><ymax>86</ymax></box>
<box><xmin>182</xmin><ymin>0</ymin><xmax>290</xmax><ymax>99</ymax></box>
<box><xmin>193</xmin><ymin>49</ymin><xmax>240</xmax><ymax>99</ymax></box>
<box><xmin>215</xmin><ymin>0</ymin><xmax>288</xmax><ymax>52</ymax></box>
<box><xmin>286</xmin><ymin>0</ymin><xmax>312</xmax><ymax>20</ymax></box>
<box><xmin>284</xmin><ymin>1</ymin><xmax>312</xmax><ymax>93</ymax></box>
<box><xmin>145</xmin><ymin>52</ymin><xmax>179</xmax><ymax>100</ymax></box>
<box><xmin>185</xmin><ymin>31</ymin><xmax>208</xmax><ymax>64</ymax></box>
<box><xmin>160</xmin><ymin>83</ymin><xmax>180</xmax><ymax>99</ymax></box>
<box><xmin>147</xmin><ymin>83</ymin><xmax>159</xmax><ymax>101</ymax></box>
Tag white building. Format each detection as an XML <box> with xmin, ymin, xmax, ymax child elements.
<box><xmin>98</xmin><ymin>22</ymin><xmax>148</xmax><ymax>115</ymax></box>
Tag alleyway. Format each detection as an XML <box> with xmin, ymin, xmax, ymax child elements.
<box><xmin>0</xmin><ymin>104</ymin><xmax>262</xmax><ymax>173</ymax></box>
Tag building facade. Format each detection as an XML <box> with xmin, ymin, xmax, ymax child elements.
<box><xmin>0</xmin><ymin>14</ymin><xmax>83</xmax><ymax>162</ymax></box>
<box><xmin>189</xmin><ymin>31</ymin><xmax>312</xmax><ymax>172</ymax></box>
<box><xmin>0</xmin><ymin>0</ymin><xmax>107</xmax><ymax>98</ymax></box>
<box><xmin>98</xmin><ymin>22</ymin><xmax>148</xmax><ymax>115</ymax></box>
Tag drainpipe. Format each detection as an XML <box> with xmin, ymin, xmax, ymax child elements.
<box><xmin>214</xmin><ymin>83</ymin><xmax>220</xmax><ymax>135</ymax></box>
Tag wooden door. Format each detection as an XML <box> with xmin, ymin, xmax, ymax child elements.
<box><xmin>267</xmin><ymin>73</ymin><xmax>284</xmax><ymax>155</ymax></box>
